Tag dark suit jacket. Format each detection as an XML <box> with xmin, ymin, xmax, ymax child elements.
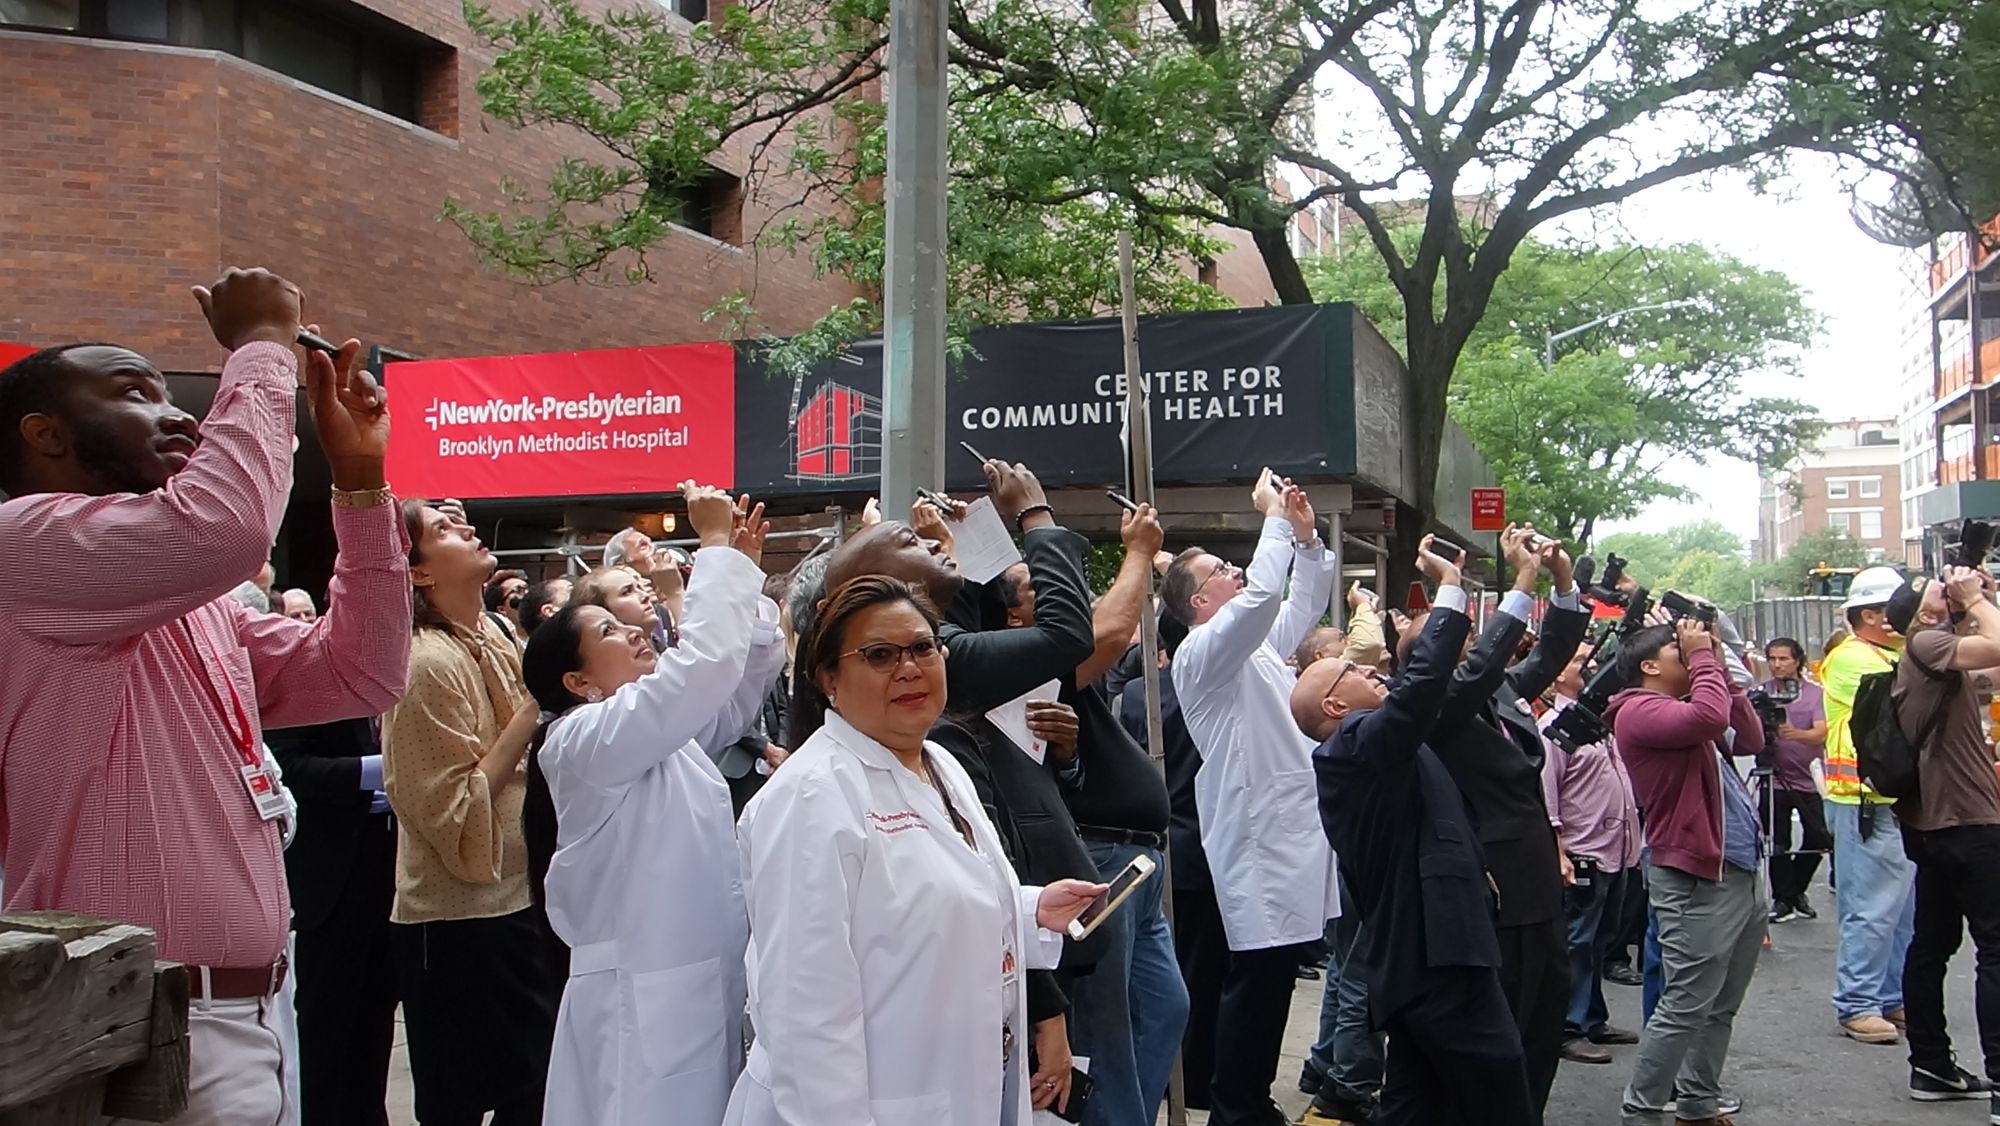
<box><xmin>1315</xmin><ymin>603</ymin><xmax>1500</xmax><ymax>1022</ymax></box>
<box><xmin>1120</xmin><ymin>662</ymin><xmax>1210</xmax><ymax>896</ymax></box>
<box><xmin>1425</xmin><ymin>601</ymin><xmax>1590</xmax><ymax>927</ymax></box>
<box><xmin>266</xmin><ymin>716</ymin><xmax>386</xmax><ymax>932</ymax></box>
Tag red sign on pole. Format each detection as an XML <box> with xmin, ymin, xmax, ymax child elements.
<box><xmin>1471</xmin><ymin>487</ymin><xmax>1507</xmax><ymax>531</ymax></box>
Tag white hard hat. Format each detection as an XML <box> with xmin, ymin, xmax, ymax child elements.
<box><xmin>1841</xmin><ymin>566</ymin><xmax>1905</xmax><ymax>610</ymax></box>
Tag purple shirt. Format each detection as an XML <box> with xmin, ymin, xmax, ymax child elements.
<box><xmin>1539</xmin><ymin>698</ymin><xmax>1643</xmax><ymax>871</ymax></box>
<box><xmin>1760</xmin><ymin>679</ymin><xmax>1826</xmax><ymax>793</ymax></box>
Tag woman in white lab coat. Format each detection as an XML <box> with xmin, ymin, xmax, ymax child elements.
<box><xmin>521</xmin><ymin>484</ymin><xmax>785</xmax><ymax>1126</ymax></box>
<box><xmin>723</xmin><ymin>574</ymin><xmax>1105</xmax><ymax>1126</ymax></box>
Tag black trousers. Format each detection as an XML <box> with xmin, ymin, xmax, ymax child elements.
<box><xmin>1765</xmin><ymin>785</ymin><xmax>1832</xmax><ymax>906</ymax></box>
<box><xmin>1496</xmin><ymin>918</ymin><xmax>1567</xmax><ymax>1119</ymax></box>
<box><xmin>393</xmin><ymin>909</ymin><xmax>562</xmax><ymax>1126</ymax></box>
<box><xmin>294</xmin><ymin>815</ymin><xmax>399</xmax><ymax>1126</ymax></box>
<box><xmin>1605</xmin><ymin>867</ymin><xmax>1649</xmax><ymax>969</ymax></box>
<box><xmin>1208</xmin><ymin>939</ymin><xmax>1314</xmax><ymax>1125</ymax></box>
<box><xmin>1378</xmin><ymin>967</ymin><xmax>1538</xmax><ymax>1126</ymax></box>
<box><xmin>1901</xmin><ymin>824</ymin><xmax>2000</xmax><ymax>1082</ymax></box>
<box><xmin>1170</xmin><ymin>880</ymin><xmax>1228</xmax><ymax>1110</ymax></box>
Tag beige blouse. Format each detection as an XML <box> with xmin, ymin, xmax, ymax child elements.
<box><xmin>383</xmin><ymin>615</ymin><xmax>533</xmax><ymax>924</ymax></box>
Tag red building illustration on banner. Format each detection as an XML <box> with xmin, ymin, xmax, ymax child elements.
<box><xmin>792</xmin><ymin>382</ymin><xmax>882</xmax><ymax>482</ymax></box>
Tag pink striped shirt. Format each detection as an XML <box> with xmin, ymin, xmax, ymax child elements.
<box><xmin>0</xmin><ymin>341</ymin><xmax>412</xmax><ymax>968</ymax></box>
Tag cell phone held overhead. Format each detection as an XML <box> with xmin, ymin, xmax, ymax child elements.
<box><xmin>1065</xmin><ymin>853</ymin><xmax>1156</xmax><ymax>941</ymax></box>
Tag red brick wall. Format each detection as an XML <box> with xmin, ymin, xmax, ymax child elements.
<box><xmin>0</xmin><ymin>2</ymin><xmax>863</xmax><ymax>373</ymax></box>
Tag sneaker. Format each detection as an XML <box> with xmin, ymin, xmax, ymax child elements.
<box><xmin>1298</xmin><ymin>1062</ymin><xmax>1323</xmax><ymax>1096</ymax></box>
<box><xmin>1663</xmin><ymin>1094</ymin><xmax>1742</xmax><ymax>1115</ymax></box>
<box><xmin>1770</xmin><ymin>903</ymin><xmax>1801</xmax><ymax>924</ymax></box>
<box><xmin>1990</xmin><ymin>1091</ymin><xmax>2000</xmax><ymax>1125</ymax></box>
<box><xmin>1604</xmin><ymin>963</ymin><xmax>1645</xmax><ymax>987</ymax></box>
<box><xmin>1793</xmin><ymin>892</ymin><xmax>1818</xmax><ymax>918</ymax></box>
<box><xmin>1841</xmin><ymin>1014</ymin><xmax>1901</xmax><ymax>1044</ymax></box>
<box><xmin>1911</xmin><ymin>1061</ymin><xmax>1987</xmax><ymax>1100</ymax></box>
<box><xmin>1296</xmin><ymin>963</ymin><xmax>1323</xmax><ymax>981</ymax></box>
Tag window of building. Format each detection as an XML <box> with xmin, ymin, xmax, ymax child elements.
<box><xmin>662</xmin><ymin>0</ymin><xmax>708</xmax><ymax>20</ymax></box>
<box><xmin>1860</xmin><ymin>510</ymin><xmax>1883</xmax><ymax>539</ymax></box>
<box><xmin>1197</xmin><ymin>257</ymin><xmax>1219</xmax><ymax>289</ymax></box>
<box><xmin>1859</xmin><ymin>477</ymin><xmax>1882</xmax><ymax>498</ymax></box>
<box><xmin>1827</xmin><ymin>479</ymin><xmax>1850</xmax><ymax>499</ymax></box>
<box><xmin>1829</xmin><ymin>513</ymin><xmax>1851</xmax><ymax>534</ymax></box>
<box><xmin>3</xmin><ymin>0</ymin><xmax>454</xmax><ymax>131</ymax></box>
<box><xmin>653</xmin><ymin>165</ymin><xmax>744</xmax><ymax>245</ymax></box>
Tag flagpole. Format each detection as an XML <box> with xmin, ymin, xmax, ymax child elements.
<box><xmin>1118</xmin><ymin>231</ymin><xmax>1186</xmax><ymax>1126</ymax></box>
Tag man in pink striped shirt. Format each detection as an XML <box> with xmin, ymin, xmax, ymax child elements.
<box><xmin>0</xmin><ymin>268</ymin><xmax>412</xmax><ymax>1126</ymax></box>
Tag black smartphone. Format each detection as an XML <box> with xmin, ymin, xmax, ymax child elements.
<box><xmin>1053</xmin><ymin>1068</ymin><xmax>1095</xmax><ymax>1124</ymax></box>
<box><xmin>959</xmin><ymin>440</ymin><xmax>991</xmax><ymax>464</ymax></box>
<box><xmin>1429</xmin><ymin>537</ymin><xmax>1463</xmax><ymax>559</ymax></box>
<box><xmin>1105</xmin><ymin>489</ymin><xmax>1140</xmax><ymax>513</ymax></box>
<box><xmin>296</xmin><ymin>329</ymin><xmax>340</xmax><ymax>356</ymax></box>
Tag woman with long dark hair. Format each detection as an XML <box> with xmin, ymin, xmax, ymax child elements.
<box><xmin>525</xmin><ymin>483</ymin><xmax>784</xmax><ymax>1126</ymax></box>
<box><xmin>724</xmin><ymin>575</ymin><xmax>1105</xmax><ymax>1126</ymax></box>
<box><xmin>383</xmin><ymin>499</ymin><xmax>558</xmax><ymax>1126</ymax></box>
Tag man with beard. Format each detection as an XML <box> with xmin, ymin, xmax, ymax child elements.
<box><xmin>0</xmin><ymin>269</ymin><xmax>414</xmax><ymax>1126</ymax></box>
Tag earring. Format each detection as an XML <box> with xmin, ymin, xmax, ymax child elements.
<box><xmin>586</xmin><ymin>688</ymin><xmax>604</xmax><ymax>703</ymax></box>
<box><xmin>828</xmin><ymin>692</ymin><xmax>838</xmax><ymax>708</ymax></box>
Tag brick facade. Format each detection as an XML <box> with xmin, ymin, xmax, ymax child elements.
<box><xmin>0</xmin><ymin>1</ymin><xmax>866</xmax><ymax>373</ymax></box>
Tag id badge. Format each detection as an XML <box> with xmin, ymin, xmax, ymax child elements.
<box><xmin>1000</xmin><ymin>946</ymin><xmax>1019</xmax><ymax>992</ymax></box>
<box><xmin>241</xmin><ymin>761</ymin><xmax>289</xmax><ymax>821</ymax></box>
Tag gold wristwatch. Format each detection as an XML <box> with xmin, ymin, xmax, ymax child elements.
<box><xmin>330</xmin><ymin>485</ymin><xmax>395</xmax><ymax>508</ymax></box>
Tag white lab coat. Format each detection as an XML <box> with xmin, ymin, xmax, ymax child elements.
<box><xmin>722</xmin><ymin>711</ymin><xmax>1066</xmax><ymax>1126</ymax></box>
<box><xmin>1173</xmin><ymin>515</ymin><xmax>1340</xmax><ymax>951</ymax></box>
<box><xmin>539</xmin><ymin>546</ymin><xmax>785</xmax><ymax>1126</ymax></box>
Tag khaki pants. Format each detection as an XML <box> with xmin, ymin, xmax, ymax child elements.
<box><xmin>111</xmin><ymin>969</ymin><xmax>299</xmax><ymax>1126</ymax></box>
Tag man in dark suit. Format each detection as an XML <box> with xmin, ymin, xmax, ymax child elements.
<box><xmin>1403</xmin><ymin>526</ymin><xmax>1590</xmax><ymax>1117</ymax></box>
<box><xmin>1294</xmin><ymin>536</ymin><xmax>1535</xmax><ymax>1126</ymax></box>
<box><xmin>267</xmin><ymin>716</ymin><xmax>399</xmax><ymax>1126</ymax></box>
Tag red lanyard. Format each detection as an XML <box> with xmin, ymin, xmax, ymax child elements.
<box><xmin>176</xmin><ymin>618</ymin><xmax>260</xmax><ymax>768</ymax></box>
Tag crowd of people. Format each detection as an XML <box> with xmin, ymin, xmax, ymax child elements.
<box><xmin>3</xmin><ymin>267</ymin><xmax>1999</xmax><ymax>1126</ymax></box>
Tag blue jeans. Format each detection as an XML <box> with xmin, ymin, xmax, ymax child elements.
<box><xmin>1069</xmin><ymin>841</ymin><xmax>1190</xmax><ymax>1126</ymax></box>
<box><xmin>1642</xmin><ymin>905</ymin><xmax>1663</xmax><ymax>1023</ymax></box>
<box><xmin>1306</xmin><ymin>892</ymin><xmax>1384</xmax><ymax>1104</ymax></box>
<box><xmin>1565</xmin><ymin>866</ymin><xmax>1628</xmax><ymax>1038</ymax></box>
<box><xmin>1827</xmin><ymin>799</ymin><xmax>1917</xmax><ymax>1021</ymax></box>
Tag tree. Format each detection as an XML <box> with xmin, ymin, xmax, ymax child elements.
<box><xmin>1757</xmin><ymin>527</ymin><xmax>1872</xmax><ymax>594</ymax></box>
<box><xmin>1597</xmin><ymin>520</ymin><xmax>1757</xmax><ymax>606</ymax></box>
<box><xmin>451</xmin><ymin>0</ymin><xmax>1960</xmax><ymax>547</ymax></box>
<box><xmin>1308</xmin><ymin>229</ymin><xmax>1822</xmax><ymax>541</ymax></box>
<box><xmin>1850</xmin><ymin>4</ymin><xmax>2000</xmax><ymax>247</ymax></box>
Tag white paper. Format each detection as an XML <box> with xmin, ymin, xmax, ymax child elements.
<box><xmin>1031</xmin><ymin>1056</ymin><xmax>1090</xmax><ymax>1126</ymax></box>
<box><xmin>988</xmin><ymin>679</ymin><xmax>1062</xmax><ymax>765</ymax></box>
<box><xmin>951</xmin><ymin>496</ymin><xmax>1025</xmax><ymax>584</ymax></box>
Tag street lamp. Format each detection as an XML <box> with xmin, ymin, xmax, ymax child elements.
<box><xmin>1543</xmin><ymin>298</ymin><xmax>1701</xmax><ymax>369</ymax></box>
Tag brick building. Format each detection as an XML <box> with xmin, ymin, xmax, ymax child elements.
<box><xmin>1757</xmin><ymin>418</ymin><xmax>1904</xmax><ymax>564</ymax></box>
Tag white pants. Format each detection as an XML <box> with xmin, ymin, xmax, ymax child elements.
<box><xmin>110</xmin><ymin>968</ymin><xmax>300</xmax><ymax>1126</ymax></box>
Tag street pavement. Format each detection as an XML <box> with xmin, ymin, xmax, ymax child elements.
<box><xmin>381</xmin><ymin>871</ymin><xmax>1985</xmax><ymax>1125</ymax></box>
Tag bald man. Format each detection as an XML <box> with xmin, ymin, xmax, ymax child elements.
<box><xmin>1297</xmin><ymin>539</ymin><xmax>1534</xmax><ymax>1126</ymax></box>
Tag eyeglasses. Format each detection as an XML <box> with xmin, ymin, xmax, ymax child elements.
<box><xmin>1198</xmin><ymin>560</ymin><xmax>1239</xmax><ymax>589</ymax></box>
<box><xmin>841</xmin><ymin>637</ymin><xmax>944</xmax><ymax>672</ymax></box>
<box><xmin>1323</xmin><ymin>661</ymin><xmax>1377</xmax><ymax>705</ymax></box>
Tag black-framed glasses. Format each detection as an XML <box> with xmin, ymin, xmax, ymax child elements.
<box><xmin>1324</xmin><ymin>661</ymin><xmax>1376</xmax><ymax>704</ymax></box>
<box><xmin>1198</xmin><ymin>560</ymin><xmax>1239</xmax><ymax>589</ymax></box>
<box><xmin>842</xmin><ymin>637</ymin><xmax>944</xmax><ymax>672</ymax></box>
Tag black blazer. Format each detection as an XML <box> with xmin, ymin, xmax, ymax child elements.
<box><xmin>1425</xmin><ymin>602</ymin><xmax>1590</xmax><ymax>927</ymax></box>
<box><xmin>1316</xmin><ymin>603</ymin><xmax>1500</xmax><ymax>1021</ymax></box>
<box><xmin>1119</xmin><ymin>663</ymin><xmax>1210</xmax><ymax>896</ymax></box>
<box><xmin>266</xmin><ymin>716</ymin><xmax>386</xmax><ymax>932</ymax></box>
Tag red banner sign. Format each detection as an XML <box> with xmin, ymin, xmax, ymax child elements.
<box><xmin>0</xmin><ymin>342</ymin><xmax>33</xmax><ymax>369</ymax></box>
<box><xmin>1470</xmin><ymin>487</ymin><xmax>1506</xmax><ymax>531</ymax></box>
<box><xmin>383</xmin><ymin>343</ymin><xmax>736</xmax><ymax>500</ymax></box>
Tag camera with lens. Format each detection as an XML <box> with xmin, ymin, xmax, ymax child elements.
<box><xmin>1745</xmin><ymin>680</ymin><xmax>1798</xmax><ymax>769</ymax></box>
<box><xmin>1953</xmin><ymin>520</ymin><xmax>1997</xmax><ymax>569</ymax></box>
<box><xmin>1659</xmin><ymin>589</ymin><xmax>1717</xmax><ymax>626</ymax></box>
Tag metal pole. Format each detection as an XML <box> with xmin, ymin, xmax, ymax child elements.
<box><xmin>1119</xmin><ymin>231</ymin><xmax>1187</xmax><ymax>1126</ymax></box>
<box><xmin>880</xmin><ymin>0</ymin><xmax>949</xmax><ymax>506</ymax></box>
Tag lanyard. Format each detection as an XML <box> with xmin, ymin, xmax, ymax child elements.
<box><xmin>176</xmin><ymin>618</ymin><xmax>260</xmax><ymax>768</ymax></box>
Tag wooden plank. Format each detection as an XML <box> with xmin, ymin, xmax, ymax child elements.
<box><xmin>100</xmin><ymin>964</ymin><xmax>190</xmax><ymax>1122</ymax></box>
<box><xmin>0</xmin><ymin>922</ymin><xmax>155</xmax><ymax>1111</ymax></box>
<box><xmin>0</xmin><ymin>1079</ymin><xmax>106</xmax><ymax>1126</ymax></box>
<box><xmin>0</xmin><ymin>913</ymin><xmax>116</xmax><ymax>945</ymax></box>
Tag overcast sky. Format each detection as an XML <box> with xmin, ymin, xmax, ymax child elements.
<box><xmin>1562</xmin><ymin>160</ymin><xmax>1916</xmax><ymax>546</ymax></box>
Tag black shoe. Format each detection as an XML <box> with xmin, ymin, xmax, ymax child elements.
<box><xmin>1911</xmin><ymin>1061</ymin><xmax>1988</xmax><ymax>1101</ymax></box>
<box><xmin>1299</xmin><ymin>1062</ymin><xmax>1324</xmax><ymax>1096</ymax></box>
<box><xmin>1296</xmin><ymin>963</ymin><xmax>1323</xmax><ymax>981</ymax></box>
<box><xmin>1306</xmin><ymin>1087</ymin><xmax>1378</xmax><ymax>1124</ymax></box>
<box><xmin>1604</xmin><ymin>963</ymin><xmax>1645</xmax><ymax>987</ymax></box>
<box><xmin>1990</xmin><ymin>1091</ymin><xmax>2000</xmax><ymax>1125</ymax></box>
<box><xmin>1770</xmin><ymin>902</ymin><xmax>1800</xmax><ymax>924</ymax></box>
<box><xmin>1793</xmin><ymin>892</ymin><xmax>1818</xmax><ymax>919</ymax></box>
